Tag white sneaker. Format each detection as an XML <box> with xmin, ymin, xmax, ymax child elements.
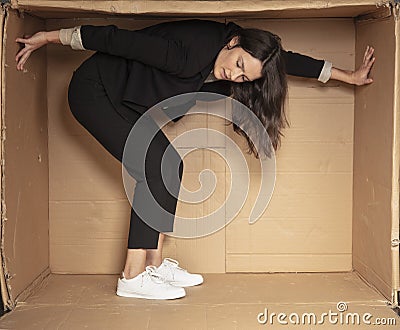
<box><xmin>116</xmin><ymin>265</ymin><xmax>186</xmax><ymax>300</ymax></box>
<box><xmin>156</xmin><ymin>258</ymin><xmax>204</xmax><ymax>287</ymax></box>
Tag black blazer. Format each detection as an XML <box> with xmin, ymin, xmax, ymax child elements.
<box><xmin>80</xmin><ymin>19</ymin><xmax>325</xmax><ymax>122</ymax></box>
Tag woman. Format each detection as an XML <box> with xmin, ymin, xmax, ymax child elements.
<box><xmin>15</xmin><ymin>19</ymin><xmax>375</xmax><ymax>300</ymax></box>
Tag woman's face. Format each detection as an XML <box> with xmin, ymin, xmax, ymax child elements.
<box><xmin>213</xmin><ymin>36</ymin><xmax>263</xmax><ymax>83</ymax></box>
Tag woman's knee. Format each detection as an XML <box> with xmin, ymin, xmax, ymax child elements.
<box><xmin>67</xmin><ymin>73</ymin><xmax>84</xmax><ymax>120</ymax></box>
<box><xmin>67</xmin><ymin>72</ymin><xmax>104</xmax><ymax>125</ymax></box>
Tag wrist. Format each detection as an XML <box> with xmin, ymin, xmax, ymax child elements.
<box><xmin>331</xmin><ymin>67</ymin><xmax>356</xmax><ymax>85</ymax></box>
<box><xmin>349</xmin><ymin>71</ymin><xmax>357</xmax><ymax>85</ymax></box>
<box><xmin>46</xmin><ymin>30</ymin><xmax>61</xmax><ymax>44</ymax></box>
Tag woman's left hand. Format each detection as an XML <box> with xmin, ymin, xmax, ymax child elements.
<box><xmin>15</xmin><ymin>31</ymin><xmax>48</xmax><ymax>71</ymax></box>
<box><xmin>351</xmin><ymin>45</ymin><xmax>375</xmax><ymax>86</ymax></box>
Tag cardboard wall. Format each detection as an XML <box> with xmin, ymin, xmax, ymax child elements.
<box><xmin>46</xmin><ymin>17</ymin><xmax>355</xmax><ymax>274</ymax></box>
<box><xmin>226</xmin><ymin>18</ymin><xmax>355</xmax><ymax>272</ymax></box>
<box><xmin>14</xmin><ymin>0</ymin><xmax>378</xmax><ymax>18</ymax></box>
<box><xmin>2</xmin><ymin>9</ymin><xmax>49</xmax><ymax>302</ymax></box>
<box><xmin>353</xmin><ymin>14</ymin><xmax>395</xmax><ymax>300</ymax></box>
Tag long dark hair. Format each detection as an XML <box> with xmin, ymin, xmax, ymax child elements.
<box><xmin>229</xmin><ymin>28</ymin><xmax>289</xmax><ymax>159</ymax></box>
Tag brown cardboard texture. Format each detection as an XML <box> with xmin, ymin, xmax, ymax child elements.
<box><xmin>1</xmin><ymin>273</ymin><xmax>399</xmax><ymax>329</ymax></box>
<box><xmin>353</xmin><ymin>13</ymin><xmax>396</xmax><ymax>305</ymax></box>
<box><xmin>0</xmin><ymin>0</ymin><xmax>399</xmax><ymax>327</ymax></box>
<box><xmin>2</xmin><ymin>7</ymin><xmax>49</xmax><ymax>309</ymax></box>
<box><xmin>13</xmin><ymin>0</ymin><xmax>379</xmax><ymax>17</ymax></box>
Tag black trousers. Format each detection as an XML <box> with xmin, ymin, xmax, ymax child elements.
<box><xmin>67</xmin><ymin>56</ymin><xmax>183</xmax><ymax>249</ymax></box>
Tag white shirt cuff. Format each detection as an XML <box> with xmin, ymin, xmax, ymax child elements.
<box><xmin>59</xmin><ymin>26</ymin><xmax>85</xmax><ymax>50</ymax></box>
<box><xmin>318</xmin><ymin>60</ymin><xmax>332</xmax><ymax>83</ymax></box>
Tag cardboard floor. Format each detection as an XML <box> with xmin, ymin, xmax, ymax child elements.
<box><xmin>0</xmin><ymin>272</ymin><xmax>398</xmax><ymax>329</ymax></box>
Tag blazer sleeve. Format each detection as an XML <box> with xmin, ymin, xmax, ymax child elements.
<box><xmin>283</xmin><ymin>50</ymin><xmax>332</xmax><ymax>83</ymax></box>
<box><xmin>78</xmin><ymin>24</ymin><xmax>188</xmax><ymax>75</ymax></box>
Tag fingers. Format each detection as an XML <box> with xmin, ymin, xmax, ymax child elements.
<box><xmin>15</xmin><ymin>38</ymin><xmax>26</xmax><ymax>70</ymax></box>
<box><xmin>363</xmin><ymin>45</ymin><xmax>369</xmax><ymax>63</ymax></box>
<box><xmin>17</xmin><ymin>53</ymin><xmax>30</xmax><ymax>70</ymax></box>
<box><xmin>367</xmin><ymin>56</ymin><xmax>376</xmax><ymax>69</ymax></box>
<box><xmin>15</xmin><ymin>37</ymin><xmax>33</xmax><ymax>71</ymax></box>
<box><xmin>16</xmin><ymin>37</ymin><xmax>29</xmax><ymax>44</ymax></box>
<box><xmin>15</xmin><ymin>47</ymin><xmax>29</xmax><ymax>69</ymax></box>
<box><xmin>365</xmin><ymin>47</ymin><xmax>375</xmax><ymax>73</ymax></box>
<box><xmin>353</xmin><ymin>46</ymin><xmax>375</xmax><ymax>86</ymax></box>
<box><xmin>16</xmin><ymin>49</ymin><xmax>31</xmax><ymax>71</ymax></box>
<box><xmin>363</xmin><ymin>45</ymin><xmax>374</xmax><ymax>64</ymax></box>
<box><xmin>16</xmin><ymin>46</ymin><xmax>27</xmax><ymax>62</ymax></box>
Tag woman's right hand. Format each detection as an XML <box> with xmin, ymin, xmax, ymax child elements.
<box><xmin>15</xmin><ymin>31</ymin><xmax>48</xmax><ymax>71</ymax></box>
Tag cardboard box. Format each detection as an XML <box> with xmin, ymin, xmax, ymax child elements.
<box><xmin>0</xmin><ymin>0</ymin><xmax>399</xmax><ymax>327</ymax></box>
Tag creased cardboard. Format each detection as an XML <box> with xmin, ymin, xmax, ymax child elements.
<box><xmin>226</xmin><ymin>18</ymin><xmax>354</xmax><ymax>273</ymax></box>
<box><xmin>353</xmin><ymin>13</ymin><xmax>395</xmax><ymax>300</ymax></box>
<box><xmin>2</xmin><ymin>8</ymin><xmax>49</xmax><ymax>305</ymax></box>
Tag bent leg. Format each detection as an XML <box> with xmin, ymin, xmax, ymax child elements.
<box><xmin>67</xmin><ymin>61</ymin><xmax>183</xmax><ymax>251</ymax></box>
<box><xmin>123</xmin><ymin>114</ymin><xmax>184</xmax><ymax>247</ymax></box>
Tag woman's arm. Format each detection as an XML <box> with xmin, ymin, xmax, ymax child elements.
<box><xmin>77</xmin><ymin>24</ymin><xmax>188</xmax><ymax>75</ymax></box>
<box><xmin>16</xmin><ymin>25</ymin><xmax>189</xmax><ymax>75</ymax></box>
<box><xmin>331</xmin><ymin>46</ymin><xmax>375</xmax><ymax>86</ymax></box>
<box><xmin>283</xmin><ymin>46</ymin><xmax>375</xmax><ymax>86</ymax></box>
<box><xmin>283</xmin><ymin>50</ymin><xmax>327</xmax><ymax>82</ymax></box>
<box><xmin>15</xmin><ymin>24</ymin><xmax>185</xmax><ymax>73</ymax></box>
<box><xmin>15</xmin><ymin>29</ymin><xmax>71</xmax><ymax>71</ymax></box>
<box><xmin>15</xmin><ymin>30</ymin><xmax>52</xmax><ymax>71</ymax></box>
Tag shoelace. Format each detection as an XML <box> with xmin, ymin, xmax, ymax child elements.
<box><xmin>141</xmin><ymin>266</ymin><xmax>166</xmax><ymax>286</ymax></box>
<box><xmin>164</xmin><ymin>258</ymin><xmax>187</xmax><ymax>272</ymax></box>
<box><xmin>162</xmin><ymin>258</ymin><xmax>188</xmax><ymax>281</ymax></box>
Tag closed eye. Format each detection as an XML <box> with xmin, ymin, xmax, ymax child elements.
<box><xmin>237</xmin><ymin>59</ymin><xmax>248</xmax><ymax>82</ymax></box>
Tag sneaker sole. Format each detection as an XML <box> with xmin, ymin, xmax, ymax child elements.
<box><xmin>116</xmin><ymin>289</ymin><xmax>186</xmax><ymax>300</ymax></box>
<box><xmin>168</xmin><ymin>278</ymin><xmax>204</xmax><ymax>287</ymax></box>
